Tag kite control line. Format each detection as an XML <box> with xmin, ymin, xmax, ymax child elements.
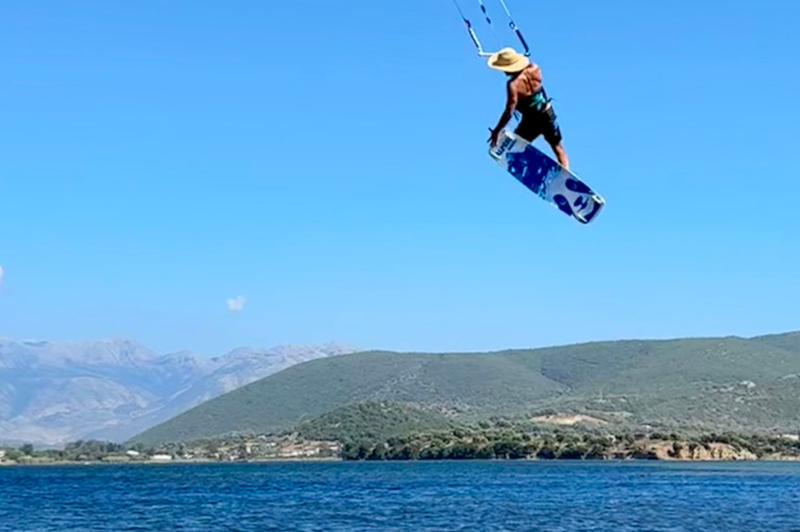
<box><xmin>495</xmin><ymin>0</ymin><xmax>530</xmax><ymax>56</ymax></box>
<box><xmin>451</xmin><ymin>0</ymin><xmax>531</xmax><ymax>57</ymax></box>
<box><xmin>451</xmin><ymin>0</ymin><xmax>492</xmax><ymax>56</ymax></box>
<box><xmin>476</xmin><ymin>0</ymin><xmax>502</xmax><ymax>49</ymax></box>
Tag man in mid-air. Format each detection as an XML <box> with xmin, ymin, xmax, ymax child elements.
<box><xmin>486</xmin><ymin>47</ymin><xmax>569</xmax><ymax>170</ymax></box>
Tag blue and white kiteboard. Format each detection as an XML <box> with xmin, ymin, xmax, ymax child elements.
<box><xmin>488</xmin><ymin>130</ymin><xmax>605</xmax><ymax>224</ymax></box>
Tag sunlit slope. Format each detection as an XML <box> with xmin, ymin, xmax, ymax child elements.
<box><xmin>130</xmin><ymin>333</ymin><xmax>800</xmax><ymax>446</ymax></box>
<box><xmin>130</xmin><ymin>350</ymin><xmax>565</xmax><ymax>445</ymax></box>
<box><xmin>751</xmin><ymin>331</ymin><xmax>800</xmax><ymax>356</ymax></box>
<box><xmin>537</xmin><ymin>336</ymin><xmax>800</xmax><ymax>392</ymax></box>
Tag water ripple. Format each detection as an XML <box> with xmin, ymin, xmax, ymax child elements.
<box><xmin>1</xmin><ymin>461</ymin><xmax>799</xmax><ymax>531</ymax></box>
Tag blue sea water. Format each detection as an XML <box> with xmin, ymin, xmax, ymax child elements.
<box><xmin>1</xmin><ymin>461</ymin><xmax>799</xmax><ymax>531</ymax></box>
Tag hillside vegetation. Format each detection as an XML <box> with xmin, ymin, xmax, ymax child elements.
<box><xmin>130</xmin><ymin>332</ymin><xmax>800</xmax><ymax>446</ymax></box>
<box><xmin>291</xmin><ymin>402</ymin><xmax>460</xmax><ymax>443</ymax></box>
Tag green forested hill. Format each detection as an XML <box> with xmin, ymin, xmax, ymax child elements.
<box><xmin>751</xmin><ymin>331</ymin><xmax>800</xmax><ymax>355</ymax></box>
<box><xmin>292</xmin><ymin>402</ymin><xmax>461</xmax><ymax>443</ymax></box>
<box><xmin>130</xmin><ymin>332</ymin><xmax>800</xmax><ymax>446</ymax></box>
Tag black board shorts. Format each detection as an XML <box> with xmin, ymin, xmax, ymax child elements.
<box><xmin>515</xmin><ymin>105</ymin><xmax>563</xmax><ymax>146</ymax></box>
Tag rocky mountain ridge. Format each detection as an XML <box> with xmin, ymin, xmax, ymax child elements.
<box><xmin>0</xmin><ymin>338</ymin><xmax>356</xmax><ymax>445</ymax></box>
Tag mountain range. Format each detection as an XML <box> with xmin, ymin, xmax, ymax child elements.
<box><xmin>0</xmin><ymin>339</ymin><xmax>355</xmax><ymax>445</ymax></box>
<box><xmin>129</xmin><ymin>332</ymin><xmax>800</xmax><ymax>447</ymax></box>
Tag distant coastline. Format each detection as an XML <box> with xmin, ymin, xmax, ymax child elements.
<box><xmin>4</xmin><ymin>430</ymin><xmax>800</xmax><ymax>466</ymax></box>
<box><xmin>0</xmin><ymin>457</ymin><xmax>342</xmax><ymax>467</ymax></box>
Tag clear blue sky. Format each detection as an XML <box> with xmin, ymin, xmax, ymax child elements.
<box><xmin>1</xmin><ymin>0</ymin><xmax>798</xmax><ymax>356</ymax></box>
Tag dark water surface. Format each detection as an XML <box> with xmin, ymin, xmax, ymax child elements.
<box><xmin>1</xmin><ymin>461</ymin><xmax>799</xmax><ymax>531</ymax></box>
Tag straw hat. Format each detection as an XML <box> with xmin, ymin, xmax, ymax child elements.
<box><xmin>487</xmin><ymin>47</ymin><xmax>530</xmax><ymax>73</ymax></box>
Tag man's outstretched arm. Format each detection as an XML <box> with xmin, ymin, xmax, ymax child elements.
<box><xmin>489</xmin><ymin>82</ymin><xmax>518</xmax><ymax>146</ymax></box>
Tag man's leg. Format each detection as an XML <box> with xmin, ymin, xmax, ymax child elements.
<box><xmin>542</xmin><ymin>105</ymin><xmax>569</xmax><ymax>169</ymax></box>
<box><xmin>513</xmin><ymin>120</ymin><xmax>537</xmax><ymax>144</ymax></box>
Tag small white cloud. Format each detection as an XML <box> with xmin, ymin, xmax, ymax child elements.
<box><xmin>226</xmin><ymin>296</ymin><xmax>246</xmax><ymax>312</ymax></box>
<box><xmin>0</xmin><ymin>265</ymin><xmax>4</xmax><ymax>287</ymax></box>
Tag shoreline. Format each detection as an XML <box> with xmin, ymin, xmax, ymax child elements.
<box><xmin>0</xmin><ymin>456</ymin><xmax>343</xmax><ymax>467</ymax></box>
<box><xmin>4</xmin><ymin>455</ymin><xmax>800</xmax><ymax>467</ymax></box>
<box><xmin>6</xmin><ymin>431</ymin><xmax>800</xmax><ymax>466</ymax></box>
